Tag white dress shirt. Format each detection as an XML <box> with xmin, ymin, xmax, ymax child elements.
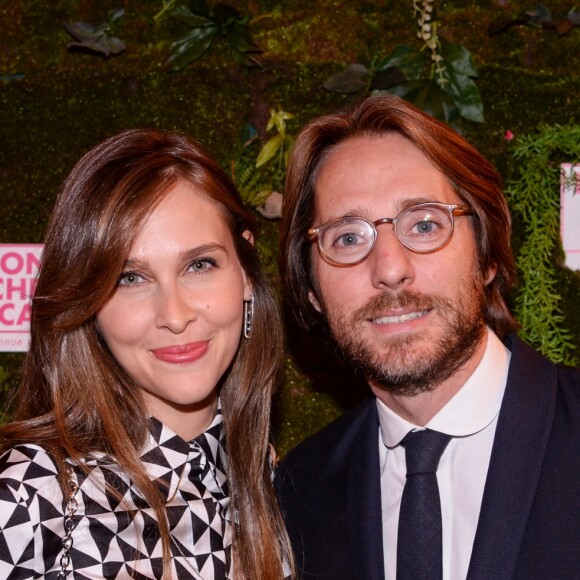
<box><xmin>377</xmin><ymin>329</ymin><xmax>511</xmax><ymax>580</ymax></box>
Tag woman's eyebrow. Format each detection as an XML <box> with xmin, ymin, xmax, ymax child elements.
<box><xmin>121</xmin><ymin>243</ymin><xmax>228</xmax><ymax>270</ymax></box>
<box><xmin>181</xmin><ymin>243</ymin><xmax>228</xmax><ymax>262</ymax></box>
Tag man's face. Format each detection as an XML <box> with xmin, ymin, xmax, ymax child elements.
<box><xmin>309</xmin><ymin>134</ymin><xmax>491</xmax><ymax>398</ymax></box>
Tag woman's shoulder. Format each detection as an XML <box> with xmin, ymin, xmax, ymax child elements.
<box><xmin>0</xmin><ymin>443</ymin><xmax>61</xmax><ymax>499</ymax></box>
<box><xmin>0</xmin><ymin>445</ymin><xmax>65</xmax><ymax>575</ymax></box>
<box><xmin>0</xmin><ymin>442</ymin><xmax>59</xmax><ymax>471</ymax></box>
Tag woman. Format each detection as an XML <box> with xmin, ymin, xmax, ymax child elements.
<box><xmin>0</xmin><ymin>129</ymin><xmax>293</xmax><ymax>579</ymax></box>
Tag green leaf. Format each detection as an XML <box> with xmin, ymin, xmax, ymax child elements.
<box><xmin>189</xmin><ymin>0</ymin><xmax>211</xmax><ymax>18</ymax></box>
<box><xmin>63</xmin><ymin>16</ymin><xmax>126</xmax><ymax>58</ymax></box>
<box><xmin>569</xmin><ymin>9</ymin><xmax>580</xmax><ymax>26</ymax></box>
<box><xmin>167</xmin><ymin>25</ymin><xmax>217</xmax><ymax>71</ymax></box>
<box><xmin>283</xmin><ymin>135</ymin><xmax>294</xmax><ymax>165</ymax></box>
<box><xmin>231</xmin><ymin>47</ymin><xmax>262</xmax><ymax>67</ymax></box>
<box><xmin>256</xmin><ymin>134</ymin><xmax>283</xmax><ymax>167</ymax></box>
<box><xmin>526</xmin><ymin>3</ymin><xmax>552</xmax><ymax>23</ymax></box>
<box><xmin>229</xmin><ymin>21</ymin><xmax>262</xmax><ymax>61</ymax></box>
<box><xmin>265</xmin><ymin>108</ymin><xmax>293</xmax><ymax>134</ymax></box>
<box><xmin>374</xmin><ymin>46</ymin><xmax>424</xmax><ymax>80</ymax></box>
<box><xmin>439</xmin><ymin>66</ymin><xmax>484</xmax><ymax>122</ymax></box>
<box><xmin>409</xmin><ymin>83</ymin><xmax>460</xmax><ymax>125</ymax></box>
<box><xmin>170</xmin><ymin>5</ymin><xmax>213</xmax><ymax>28</ymax></box>
<box><xmin>104</xmin><ymin>36</ymin><xmax>126</xmax><ymax>55</ymax></box>
<box><xmin>437</xmin><ymin>41</ymin><xmax>483</xmax><ymax>123</ymax></box>
<box><xmin>168</xmin><ymin>1</ymin><xmax>260</xmax><ymax>68</ymax></box>
<box><xmin>229</xmin><ymin>23</ymin><xmax>251</xmax><ymax>51</ymax></box>
<box><xmin>323</xmin><ymin>64</ymin><xmax>370</xmax><ymax>93</ymax></box>
<box><xmin>380</xmin><ymin>81</ymin><xmax>460</xmax><ymax>125</ymax></box>
<box><xmin>63</xmin><ymin>22</ymin><xmax>103</xmax><ymax>43</ymax></box>
<box><xmin>67</xmin><ymin>40</ymin><xmax>109</xmax><ymax>56</ymax></box>
<box><xmin>440</xmin><ymin>42</ymin><xmax>478</xmax><ymax>77</ymax></box>
<box><xmin>214</xmin><ymin>4</ymin><xmax>240</xmax><ymax>34</ymax></box>
<box><xmin>108</xmin><ymin>8</ymin><xmax>125</xmax><ymax>24</ymax></box>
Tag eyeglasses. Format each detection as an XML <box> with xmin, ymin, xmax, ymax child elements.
<box><xmin>308</xmin><ymin>202</ymin><xmax>473</xmax><ymax>266</ymax></box>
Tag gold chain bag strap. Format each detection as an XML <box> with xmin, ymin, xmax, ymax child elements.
<box><xmin>56</xmin><ymin>464</ymin><xmax>79</xmax><ymax>578</ymax></box>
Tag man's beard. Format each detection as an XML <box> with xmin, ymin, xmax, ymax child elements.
<box><xmin>321</xmin><ymin>280</ymin><xmax>487</xmax><ymax>397</ymax></box>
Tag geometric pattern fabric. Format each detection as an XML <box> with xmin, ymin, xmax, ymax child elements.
<box><xmin>0</xmin><ymin>409</ymin><xmax>231</xmax><ymax>578</ymax></box>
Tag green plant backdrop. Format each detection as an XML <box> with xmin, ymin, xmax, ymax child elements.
<box><xmin>1</xmin><ymin>0</ymin><xmax>580</xmax><ymax>455</ymax></box>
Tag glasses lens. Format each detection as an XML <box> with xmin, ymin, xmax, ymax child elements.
<box><xmin>396</xmin><ymin>205</ymin><xmax>452</xmax><ymax>251</ymax></box>
<box><xmin>320</xmin><ymin>218</ymin><xmax>375</xmax><ymax>264</ymax></box>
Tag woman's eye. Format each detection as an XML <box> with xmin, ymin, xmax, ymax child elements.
<box><xmin>189</xmin><ymin>258</ymin><xmax>217</xmax><ymax>273</ymax></box>
<box><xmin>117</xmin><ymin>271</ymin><xmax>145</xmax><ymax>286</ymax></box>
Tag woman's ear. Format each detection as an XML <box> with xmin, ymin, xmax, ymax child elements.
<box><xmin>243</xmin><ymin>280</ymin><xmax>253</xmax><ymax>302</ymax></box>
<box><xmin>242</xmin><ymin>230</ymin><xmax>254</xmax><ymax>246</ymax></box>
<box><xmin>241</xmin><ymin>230</ymin><xmax>254</xmax><ymax>301</ymax></box>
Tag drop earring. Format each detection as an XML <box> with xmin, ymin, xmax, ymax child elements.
<box><xmin>243</xmin><ymin>293</ymin><xmax>254</xmax><ymax>339</ymax></box>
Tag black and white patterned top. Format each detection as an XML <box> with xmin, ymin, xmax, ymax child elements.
<box><xmin>0</xmin><ymin>408</ymin><xmax>232</xmax><ymax>579</ymax></box>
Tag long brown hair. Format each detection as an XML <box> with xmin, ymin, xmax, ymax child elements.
<box><xmin>280</xmin><ymin>94</ymin><xmax>518</xmax><ymax>339</ymax></box>
<box><xmin>0</xmin><ymin>128</ymin><xmax>293</xmax><ymax>579</ymax></box>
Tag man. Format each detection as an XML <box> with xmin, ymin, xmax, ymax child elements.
<box><xmin>276</xmin><ymin>94</ymin><xmax>580</xmax><ymax>580</ymax></box>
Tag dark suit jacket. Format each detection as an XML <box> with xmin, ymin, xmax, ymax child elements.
<box><xmin>276</xmin><ymin>335</ymin><xmax>580</xmax><ymax>579</ymax></box>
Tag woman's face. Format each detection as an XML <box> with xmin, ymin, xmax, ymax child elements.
<box><xmin>97</xmin><ymin>181</ymin><xmax>251</xmax><ymax>440</ymax></box>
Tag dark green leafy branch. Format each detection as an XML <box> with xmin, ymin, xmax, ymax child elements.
<box><xmin>63</xmin><ymin>8</ymin><xmax>126</xmax><ymax>58</ymax></box>
<box><xmin>505</xmin><ymin>124</ymin><xmax>580</xmax><ymax>366</ymax></box>
<box><xmin>255</xmin><ymin>108</ymin><xmax>295</xmax><ymax>170</ymax></box>
<box><xmin>323</xmin><ymin>0</ymin><xmax>483</xmax><ymax>129</ymax></box>
<box><xmin>488</xmin><ymin>3</ymin><xmax>580</xmax><ymax>37</ymax></box>
<box><xmin>165</xmin><ymin>0</ymin><xmax>263</xmax><ymax>71</ymax></box>
<box><xmin>232</xmin><ymin>108</ymin><xmax>295</xmax><ymax>219</ymax></box>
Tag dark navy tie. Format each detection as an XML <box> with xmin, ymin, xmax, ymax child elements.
<box><xmin>396</xmin><ymin>429</ymin><xmax>452</xmax><ymax>580</ymax></box>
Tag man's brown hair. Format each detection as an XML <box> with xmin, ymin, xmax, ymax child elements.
<box><xmin>280</xmin><ymin>94</ymin><xmax>518</xmax><ymax>338</ymax></box>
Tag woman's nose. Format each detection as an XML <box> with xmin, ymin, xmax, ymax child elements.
<box><xmin>155</xmin><ymin>283</ymin><xmax>197</xmax><ymax>333</ymax></box>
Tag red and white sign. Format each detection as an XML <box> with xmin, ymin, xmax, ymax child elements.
<box><xmin>561</xmin><ymin>163</ymin><xmax>580</xmax><ymax>271</ymax></box>
<box><xmin>0</xmin><ymin>244</ymin><xmax>43</xmax><ymax>352</ymax></box>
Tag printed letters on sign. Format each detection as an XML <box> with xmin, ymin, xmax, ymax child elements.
<box><xmin>0</xmin><ymin>245</ymin><xmax>43</xmax><ymax>352</ymax></box>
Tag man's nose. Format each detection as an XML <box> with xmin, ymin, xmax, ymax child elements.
<box><xmin>369</xmin><ymin>226</ymin><xmax>415</xmax><ymax>290</ymax></box>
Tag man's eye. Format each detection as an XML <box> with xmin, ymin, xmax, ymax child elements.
<box><xmin>414</xmin><ymin>219</ymin><xmax>435</xmax><ymax>233</ymax></box>
<box><xmin>334</xmin><ymin>232</ymin><xmax>363</xmax><ymax>247</ymax></box>
<box><xmin>408</xmin><ymin>218</ymin><xmax>442</xmax><ymax>236</ymax></box>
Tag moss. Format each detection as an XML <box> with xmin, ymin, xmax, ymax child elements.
<box><xmin>2</xmin><ymin>0</ymin><xmax>580</xmax><ymax>452</ymax></box>
<box><xmin>273</xmin><ymin>355</ymin><xmax>344</xmax><ymax>457</ymax></box>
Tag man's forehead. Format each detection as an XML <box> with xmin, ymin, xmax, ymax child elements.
<box><xmin>311</xmin><ymin>189</ymin><xmax>463</xmax><ymax>223</ymax></box>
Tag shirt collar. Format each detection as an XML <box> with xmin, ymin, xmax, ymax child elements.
<box><xmin>139</xmin><ymin>405</ymin><xmax>227</xmax><ymax>501</ymax></box>
<box><xmin>377</xmin><ymin>329</ymin><xmax>511</xmax><ymax>448</ymax></box>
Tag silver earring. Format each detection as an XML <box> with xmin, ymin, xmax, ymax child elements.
<box><xmin>243</xmin><ymin>293</ymin><xmax>254</xmax><ymax>339</ymax></box>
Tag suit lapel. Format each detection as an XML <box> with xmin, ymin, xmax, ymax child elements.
<box><xmin>467</xmin><ymin>335</ymin><xmax>557</xmax><ymax>580</ymax></box>
<box><xmin>346</xmin><ymin>400</ymin><xmax>385</xmax><ymax>580</ymax></box>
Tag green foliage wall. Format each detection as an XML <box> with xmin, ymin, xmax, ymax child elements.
<box><xmin>1</xmin><ymin>0</ymin><xmax>580</xmax><ymax>454</ymax></box>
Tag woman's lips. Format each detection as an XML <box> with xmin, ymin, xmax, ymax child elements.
<box><xmin>150</xmin><ymin>341</ymin><xmax>209</xmax><ymax>364</ymax></box>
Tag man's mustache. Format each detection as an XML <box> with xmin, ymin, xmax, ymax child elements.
<box><xmin>352</xmin><ymin>289</ymin><xmax>449</xmax><ymax>322</ymax></box>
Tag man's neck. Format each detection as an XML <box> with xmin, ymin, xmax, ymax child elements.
<box><xmin>369</xmin><ymin>332</ymin><xmax>489</xmax><ymax>427</ymax></box>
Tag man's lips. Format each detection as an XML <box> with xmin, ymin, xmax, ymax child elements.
<box><xmin>353</xmin><ymin>289</ymin><xmax>436</xmax><ymax>326</ymax></box>
<box><xmin>371</xmin><ymin>310</ymin><xmax>429</xmax><ymax>325</ymax></box>
<box><xmin>150</xmin><ymin>341</ymin><xmax>209</xmax><ymax>364</ymax></box>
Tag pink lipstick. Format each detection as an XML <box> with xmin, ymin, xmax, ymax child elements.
<box><xmin>151</xmin><ymin>341</ymin><xmax>209</xmax><ymax>364</ymax></box>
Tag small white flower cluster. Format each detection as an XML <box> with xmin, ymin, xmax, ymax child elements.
<box><xmin>412</xmin><ymin>0</ymin><xmax>447</xmax><ymax>85</ymax></box>
<box><xmin>413</xmin><ymin>0</ymin><xmax>435</xmax><ymax>43</ymax></box>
